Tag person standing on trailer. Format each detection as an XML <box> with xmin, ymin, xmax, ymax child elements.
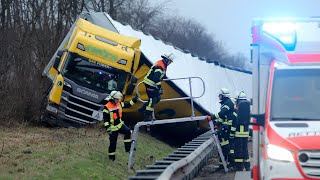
<box><xmin>139</xmin><ymin>53</ymin><xmax>174</xmax><ymax>121</ymax></box>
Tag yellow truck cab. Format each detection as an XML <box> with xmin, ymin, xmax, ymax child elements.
<box><xmin>41</xmin><ymin>16</ymin><xmax>141</xmax><ymax>127</ymax></box>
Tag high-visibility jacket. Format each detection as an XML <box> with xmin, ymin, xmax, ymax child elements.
<box><xmin>143</xmin><ymin>60</ymin><xmax>167</xmax><ymax>89</ymax></box>
<box><xmin>103</xmin><ymin>99</ymin><xmax>137</xmax><ymax>131</ymax></box>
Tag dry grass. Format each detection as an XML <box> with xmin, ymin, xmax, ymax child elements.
<box><xmin>0</xmin><ymin>126</ymin><xmax>174</xmax><ymax>180</ymax></box>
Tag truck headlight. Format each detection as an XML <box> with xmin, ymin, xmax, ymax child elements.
<box><xmin>267</xmin><ymin>144</ymin><xmax>294</xmax><ymax>162</ymax></box>
<box><xmin>46</xmin><ymin>103</ymin><xmax>58</xmax><ymax>114</ymax></box>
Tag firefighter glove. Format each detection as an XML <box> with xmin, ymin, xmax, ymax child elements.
<box><xmin>159</xmin><ymin>87</ymin><xmax>164</xmax><ymax>95</ymax></box>
<box><xmin>133</xmin><ymin>94</ymin><xmax>139</xmax><ymax>102</ymax></box>
<box><xmin>206</xmin><ymin>115</ymin><xmax>212</xmax><ymax>122</ymax></box>
<box><xmin>105</xmin><ymin>125</ymin><xmax>112</xmax><ymax>134</ymax></box>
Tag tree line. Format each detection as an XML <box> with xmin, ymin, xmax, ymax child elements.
<box><xmin>0</xmin><ymin>0</ymin><xmax>249</xmax><ymax>125</ymax></box>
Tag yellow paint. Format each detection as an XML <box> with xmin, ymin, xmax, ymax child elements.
<box><xmin>49</xmin><ymin>74</ymin><xmax>64</xmax><ymax>105</ymax></box>
<box><xmin>66</xmin><ymin>18</ymin><xmax>141</xmax><ymax>74</ymax></box>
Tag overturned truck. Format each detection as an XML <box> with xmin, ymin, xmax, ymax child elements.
<box><xmin>41</xmin><ymin>12</ymin><xmax>251</xmax><ymax>137</ymax></box>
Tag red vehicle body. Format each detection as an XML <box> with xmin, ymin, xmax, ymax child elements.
<box><xmin>250</xmin><ymin>18</ymin><xmax>320</xmax><ymax>180</ymax></box>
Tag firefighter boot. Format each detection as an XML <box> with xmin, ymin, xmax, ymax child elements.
<box><xmin>143</xmin><ymin>111</ymin><xmax>153</xmax><ymax>122</ymax></box>
<box><xmin>244</xmin><ymin>161</ymin><xmax>250</xmax><ymax>171</ymax></box>
<box><xmin>109</xmin><ymin>154</ymin><xmax>115</xmax><ymax>161</ymax></box>
<box><xmin>138</xmin><ymin>103</ymin><xmax>146</xmax><ymax>112</ymax></box>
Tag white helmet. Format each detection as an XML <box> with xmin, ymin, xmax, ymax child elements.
<box><xmin>217</xmin><ymin>88</ymin><xmax>230</xmax><ymax>98</ymax></box>
<box><xmin>105</xmin><ymin>91</ymin><xmax>123</xmax><ymax>101</ymax></box>
<box><xmin>161</xmin><ymin>53</ymin><xmax>175</xmax><ymax>63</ymax></box>
<box><xmin>236</xmin><ymin>91</ymin><xmax>246</xmax><ymax>100</ymax></box>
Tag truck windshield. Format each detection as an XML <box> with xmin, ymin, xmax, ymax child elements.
<box><xmin>271</xmin><ymin>69</ymin><xmax>320</xmax><ymax>121</ymax></box>
<box><xmin>62</xmin><ymin>52</ymin><xmax>126</xmax><ymax>93</ymax></box>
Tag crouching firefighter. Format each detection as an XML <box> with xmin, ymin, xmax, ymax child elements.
<box><xmin>103</xmin><ymin>91</ymin><xmax>138</xmax><ymax>161</ymax></box>
<box><xmin>234</xmin><ymin>91</ymin><xmax>251</xmax><ymax>171</ymax></box>
<box><xmin>206</xmin><ymin>88</ymin><xmax>237</xmax><ymax>170</ymax></box>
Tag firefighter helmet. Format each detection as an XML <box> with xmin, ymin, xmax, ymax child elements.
<box><xmin>236</xmin><ymin>91</ymin><xmax>247</xmax><ymax>100</ymax></box>
<box><xmin>161</xmin><ymin>53</ymin><xmax>175</xmax><ymax>65</ymax></box>
<box><xmin>105</xmin><ymin>91</ymin><xmax>123</xmax><ymax>101</ymax></box>
<box><xmin>217</xmin><ymin>88</ymin><xmax>230</xmax><ymax>98</ymax></box>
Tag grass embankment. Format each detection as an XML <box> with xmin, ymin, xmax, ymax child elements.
<box><xmin>0</xmin><ymin>126</ymin><xmax>175</xmax><ymax>180</ymax></box>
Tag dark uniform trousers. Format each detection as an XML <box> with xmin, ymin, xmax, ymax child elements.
<box><xmin>217</xmin><ymin>123</ymin><xmax>230</xmax><ymax>167</ymax></box>
<box><xmin>234</xmin><ymin>125</ymin><xmax>250</xmax><ymax>171</ymax></box>
<box><xmin>141</xmin><ymin>84</ymin><xmax>161</xmax><ymax>118</ymax></box>
<box><xmin>109</xmin><ymin>124</ymin><xmax>132</xmax><ymax>157</ymax></box>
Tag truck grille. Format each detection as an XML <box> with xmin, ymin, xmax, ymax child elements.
<box><xmin>298</xmin><ymin>150</ymin><xmax>320</xmax><ymax>179</ymax></box>
<box><xmin>61</xmin><ymin>90</ymin><xmax>103</xmax><ymax>124</ymax></box>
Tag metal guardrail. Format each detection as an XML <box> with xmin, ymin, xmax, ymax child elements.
<box><xmin>128</xmin><ymin>116</ymin><xmax>207</xmax><ymax>170</ymax></box>
<box><xmin>128</xmin><ymin>131</ymin><xmax>215</xmax><ymax>180</ymax></box>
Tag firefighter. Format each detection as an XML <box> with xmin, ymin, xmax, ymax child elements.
<box><xmin>234</xmin><ymin>91</ymin><xmax>251</xmax><ymax>171</ymax></box>
<box><xmin>206</xmin><ymin>88</ymin><xmax>237</xmax><ymax>170</ymax></box>
<box><xmin>139</xmin><ymin>53</ymin><xmax>174</xmax><ymax>121</ymax></box>
<box><xmin>103</xmin><ymin>91</ymin><xmax>138</xmax><ymax>161</ymax></box>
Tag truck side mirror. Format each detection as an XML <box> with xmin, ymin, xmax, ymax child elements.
<box><xmin>126</xmin><ymin>75</ymin><xmax>138</xmax><ymax>95</ymax></box>
<box><xmin>237</xmin><ymin>100</ymin><xmax>251</xmax><ymax>124</ymax></box>
<box><xmin>53</xmin><ymin>57</ymin><xmax>61</xmax><ymax>70</ymax></box>
<box><xmin>57</xmin><ymin>50</ymin><xmax>64</xmax><ymax>57</ymax></box>
<box><xmin>53</xmin><ymin>50</ymin><xmax>64</xmax><ymax>70</ymax></box>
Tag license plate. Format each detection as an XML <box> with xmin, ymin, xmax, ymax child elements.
<box><xmin>92</xmin><ymin>110</ymin><xmax>103</xmax><ymax>121</ymax></box>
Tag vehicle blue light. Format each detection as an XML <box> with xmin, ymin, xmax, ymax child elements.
<box><xmin>262</xmin><ymin>22</ymin><xmax>297</xmax><ymax>51</ymax></box>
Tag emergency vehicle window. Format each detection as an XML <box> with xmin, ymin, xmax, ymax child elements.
<box><xmin>271</xmin><ymin>69</ymin><xmax>320</xmax><ymax>121</ymax></box>
<box><xmin>62</xmin><ymin>52</ymin><xmax>127</xmax><ymax>93</ymax></box>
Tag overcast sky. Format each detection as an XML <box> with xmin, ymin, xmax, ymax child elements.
<box><xmin>156</xmin><ymin>0</ymin><xmax>320</xmax><ymax>57</ymax></box>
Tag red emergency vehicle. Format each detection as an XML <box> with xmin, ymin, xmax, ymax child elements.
<box><xmin>240</xmin><ymin>18</ymin><xmax>320</xmax><ymax>180</ymax></box>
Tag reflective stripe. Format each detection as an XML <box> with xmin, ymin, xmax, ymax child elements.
<box><xmin>146</xmin><ymin>98</ymin><xmax>154</xmax><ymax>111</ymax></box>
<box><xmin>110</xmin><ymin>112</ymin><xmax>114</xmax><ymax>123</ymax></box>
<box><xmin>231</xmin><ymin>127</ymin><xmax>236</xmax><ymax>131</ymax></box>
<box><xmin>220</xmin><ymin>139</ymin><xmax>229</xmax><ymax>146</ymax></box>
<box><xmin>215</xmin><ymin>114</ymin><xmax>220</xmax><ymax>119</ymax></box>
<box><xmin>121</xmin><ymin>102</ymin><xmax>124</xmax><ymax>107</ymax></box>
<box><xmin>233</xmin><ymin>112</ymin><xmax>237</xmax><ymax>117</ymax></box>
<box><xmin>103</xmin><ymin>109</ymin><xmax>109</xmax><ymax>113</ymax></box>
<box><xmin>156</xmin><ymin>82</ymin><xmax>161</xmax><ymax>85</ymax></box>
<box><xmin>129</xmin><ymin>100</ymin><xmax>135</xmax><ymax>106</ymax></box>
<box><xmin>227</xmin><ymin>120</ymin><xmax>232</xmax><ymax>125</ymax></box>
<box><xmin>110</xmin><ymin>122</ymin><xmax>123</xmax><ymax>131</ymax></box>
<box><xmin>146</xmin><ymin>107</ymin><xmax>154</xmax><ymax>111</ymax></box>
<box><xmin>155</xmin><ymin>69</ymin><xmax>163</xmax><ymax>73</ymax></box>
<box><xmin>244</xmin><ymin>159</ymin><xmax>250</xmax><ymax>162</ymax></box>
<box><xmin>222</xmin><ymin>105</ymin><xmax>230</xmax><ymax>110</ymax></box>
<box><xmin>124</xmin><ymin>139</ymin><xmax>132</xmax><ymax>143</ymax></box>
<box><xmin>108</xmin><ymin>105</ymin><xmax>121</xmax><ymax>111</ymax></box>
<box><xmin>235</xmin><ymin>132</ymin><xmax>250</xmax><ymax>137</ymax></box>
<box><xmin>104</xmin><ymin>122</ymin><xmax>109</xmax><ymax>126</ymax></box>
<box><xmin>235</xmin><ymin>159</ymin><xmax>243</xmax><ymax>162</ymax></box>
<box><xmin>109</xmin><ymin>152</ymin><xmax>116</xmax><ymax>155</ymax></box>
<box><xmin>143</xmin><ymin>78</ymin><xmax>157</xmax><ymax>87</ymax></box>
<box><xmin>230</xmin><ymin>150</ymin><xmax>234</xmax><ymax>153</ymax></box>
<box><xmin>235</xmin><ymin>125</ymin><xmax>249</xmax><ymax>137</ymax></box>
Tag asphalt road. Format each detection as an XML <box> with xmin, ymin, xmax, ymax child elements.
<box><xmin>193</xmin><ymin>142</ymin><xmax>253</xmax><ymax>180</ymax></box>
